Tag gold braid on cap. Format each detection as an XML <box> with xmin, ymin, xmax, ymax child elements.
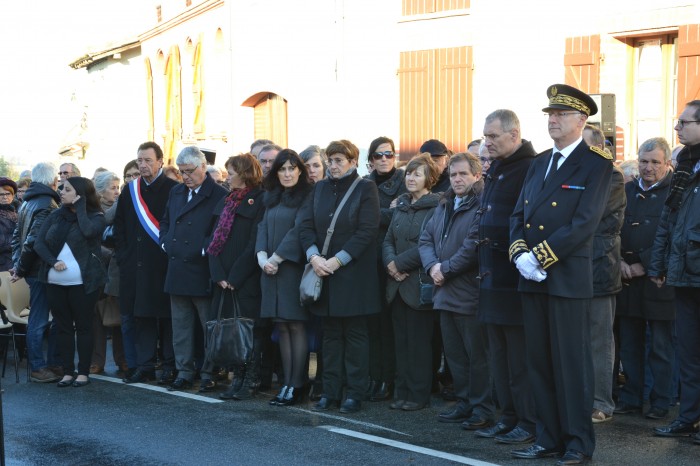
<box><xmin>509</xmin><ymin>239</ymin><xmax>529</xmax><ymax>263</ymax></box>
<box><xmin>532</xmin><ymin>241</ymin><xmax>558</xmax><ymax>269</ymax></box>
<box><xmin>548</xmin><ymin>94</ymin><xmax>590</xmax><ymax>115</ymax></box>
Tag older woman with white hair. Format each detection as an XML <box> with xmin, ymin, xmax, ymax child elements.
<box><xmin>89</xmin><ymin>171</ymin><xmax>128</xmax><ymax>375</ymax></box>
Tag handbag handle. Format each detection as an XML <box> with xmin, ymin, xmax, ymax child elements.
<box><xmin>320</xmin><ymin>176</ymin><xmax>362</xmax><ymax>257</ymax></box>
<box><xmin>215</xmin><ymin>289</ymin><xmax>241</xmax><ymax>321</ymax></box>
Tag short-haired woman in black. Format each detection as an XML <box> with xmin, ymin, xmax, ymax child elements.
<box><xmin>257</xmin><ymin>149</ymin><xmax>314</xmax><ymax>406</ymax></box>
<box><xmin>35</xmin><ymin>177</ymin><xmax>107</xmax><ymax>387</ymax></box>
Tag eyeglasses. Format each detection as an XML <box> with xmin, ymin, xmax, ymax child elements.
<box><xmin>544</xmin><ymin>111</ymin><xmax>582</xmax><ymax>119</ymax></box>
<box><xmin>124</xmin><ymin>173</ymin><xmax>139</xmax><ymax>180</ymax></box>
<box><xmin>58</xmin><ymin>171</ymin><xmax>71</xmax><ymax>176</ymax></box>
<box><xmin>180</xmin><ymin>166</ymin><xmax>200</xmax><ymax>177</ymax></box>
<box><xmin>479</xmin><ymin>157</ymin><xmax>491</xmax><ymax>164</ymax></box>
<box><xmin>0</xmin><ymin>193</ymin><xmax>12</xmax><ymax>198</ymax></box>
<box><xmin>371</xmin><ymin>151</ymin><xmax>395</xmax><ymax>160</ymax></box>
<box><xmin>675</xmin><ymin>119</ymin><xmax>700</xmax><ymax>128</ymax></box>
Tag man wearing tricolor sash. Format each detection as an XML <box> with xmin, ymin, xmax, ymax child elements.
<box><xmin>114</xmin><ymin>142</ymin><xmax>179</xmax><ymax>384</ymax></box>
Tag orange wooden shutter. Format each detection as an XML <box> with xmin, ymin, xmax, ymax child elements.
<box><xmin>564</xmin><ymin>35</ymin><xmax>600</xmax><ymax>93</ymax></box>
<box><xmin>192</xmin><ymin>40</ymin><xmax>205</xmax><ymax>137</ymax></box>
<box><xmin>145</xmin><ymin>58</ymin><xmax>154</xmax><ymax>141</ymax></box>
<box><xmin>164</xmin><ymin>45</ymin><xmax>182</xmax><ymax>164</ymax></box>
<box><xmin>436</xmin><ymin>46</ymin><xmax>473</xmax><ymax>153</ymax></box>
<box><xmin>678</xmin><ymin>24</ymin><xmax>700</xmax><ymax>106</ymax></box>
<box><xmin>398</xmin><ymin>50</ymin><xmax>434</xmax><ymax>158</ymax></box>
<box><xmin>402</xmin><ymin>0</ymin><xmax>469</xmax><ymax>15</ymax></box>
<box><xmin>253</xmin><ymin>94</ymin><xmax>288</xmax><ymax>147</ymax></box>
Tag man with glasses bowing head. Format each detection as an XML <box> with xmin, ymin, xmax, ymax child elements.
<box><xmin>509</xmin><ymin>84</ymin><xmax>613</xmax><ymax>465</ymax></box>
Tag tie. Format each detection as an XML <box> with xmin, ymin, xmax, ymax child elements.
<box><xmin>188</xmin><ymin>190</ymin><xmax>196</xmax><ymax>202</ymax></box>
<box><xmin>544</xmin><ymin>151</ymin><xmax>563</xmax><ymax>184</ymax></box>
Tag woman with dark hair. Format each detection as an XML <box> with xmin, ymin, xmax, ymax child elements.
<box><xmin>211</xmin><ymin>153</ymin><xmax>266</xmax><ymax>401</ymax></box>
<box><xmin>298</xmin><ymin>139</ymin><xmax>381</xmax><ymax>413</ymax></box>
<box><xmin>366</xmin><ymin>136</ymin><xmax>406</xmax><ymax>401</ymax></box>
<box><xmin>0</xmin><ymin>178</ymin><xmax>18</xmax><ymax>271</ymax></box>
<box><xmin>257</xmin><ymin>149</ymin><xmax>314</xmax><ymax>406</ymax></box>
<box><xmin>34</xmin><ymin>177</ymin><xmax>107</xmax><ymax>387</ymax></box>
<box><xmin>122</xmin><ymin>160</ymin><xmax>140</xmax><ymax>186</ymax></box>
<box><xmin>383</xmin><ymin>154</ymin><xmax>440</xmax><ymax>410</ymax></box>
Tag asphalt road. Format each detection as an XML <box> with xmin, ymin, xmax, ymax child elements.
<box><xmin>1</xmin><ymin>364</ymin><xmax>698</xmax><ymax>465</ymax></box>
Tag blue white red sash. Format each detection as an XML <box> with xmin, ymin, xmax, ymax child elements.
<box><xmin>129</xmin><ymin>179</ymin><xmax>160</xmax><ymax>245</ymax></box>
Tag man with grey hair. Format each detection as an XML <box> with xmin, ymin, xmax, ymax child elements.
<box><xmin>476</xmin><ymin>109</ymin><xmax>537</xmax><ymax>443</ymax></box>
<box><xmin>258</xmin><ymin>144</ymin><xmax>282</xmax><ymax>177</ymax></box>
<box><xmin>160</xmin><ymin>146</ymin><xmax>227</xmax><ymax>392</ymax></box>
<box><xmin>250</xmin><ymin>139</ymin><xmax>275</xmax><ymax>157</ymax></box>
<box><xmin>615</xmin><ymin>137</ymin><xmax>675</xmax><ymax>421</ymax></box>
<box><xmin>58</xmin><ymin>162</ymin><xmax>81</xmax><ymax>182</ymax></box>
<box><xmin>10</xmin><ymin>162</ymin><xmax>61</xmax><ymax>382</ymax></box>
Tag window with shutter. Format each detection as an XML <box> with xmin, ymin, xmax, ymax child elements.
<box><xmin>564</xmin><ymin>35</ymin><xmax>600</xmax><ymax>93</ymax></box>
<box><xmin>678</xmin><ymin>24</ymin><xmax>700</xmax><ymax>106</ymax></box>
<box><xmin>245</xmin><ymin>92</ymin><xmax>288</xmax><ymax>148</ymax></box>
<box><xmin>192</xmin><ymin>40</ymin><xmax>205</xmax><ymax>138</ymax></box>
<box><xmin>145</xmin><ymin>58</ymin><xmax>154</xmax><ymax>142</ymax></box>
<box><xmin>164</xmin><ymin>45</ymin><xmax>182</xmax><ymax>164</ymax></box>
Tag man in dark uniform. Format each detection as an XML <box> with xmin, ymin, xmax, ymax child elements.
<box><xmin>476</xmin><ymin>109</ymin><xmax>537</xmax><ymax>444</ymax></box>
<box><xmin>509</xmin><ymin>84</ymin><xmax>613</xmax><ymax>465</ymax></box>
<box><xmin>114</xmin><ymin>141</ymin><xmax>179</xmax><ymax>384</ymax></box>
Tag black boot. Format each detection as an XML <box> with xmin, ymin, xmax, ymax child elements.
<box><xmin>219</xmin><ymin>365</ymin><xmax>245</xmax><ymax>400</ymax></box>
<box><xmin>233</xmin><ymin>342</ymin><xmax>261</xmax><ymax>401</ymax></box>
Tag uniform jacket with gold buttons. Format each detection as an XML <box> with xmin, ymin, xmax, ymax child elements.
<box><xmin>509</xmin><ymin>140</ymin><xmax>613</xmax><ymax>298</ymax></box>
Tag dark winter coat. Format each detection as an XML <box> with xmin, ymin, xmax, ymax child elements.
<box><xmin>478</xmin><ymin>140</ymin><xmax>536</xmax><ymax>325</ymax></box>
<box><xmin>0</xmin><ymin>205</ymin><xmax>17</xmax><ymax>272</ymax></box>
<box><xmin>618</xmin><ymin>172</ymin><xmax>675</xmax><ymax>320</ymax></box>
<box><xmin>432</xmin><ymin>168</ymin><xmax>451</xmax><ymax>194</ymax></box>
<box><xmin>383</xmin><ymin>192</ymin><xmax>440</xmax><ymax>309</ymax></box>
<box><xmin>208</xmin><ymin>187</ymin><xmax>265</xmax><ymax>321</ymax></box>
<box><xmin>34</xmin><ymin>205</ymin><xmax>107</xmax><ymax>295</ymax></box>
<box><xmin>298</xmin><ymin>170</ymin><xmax>381</xmax><ymax>317</ymax></box>
<box><xmin>592</xmin><ymin>167</ymin><xmax>626</xmax><ymax>296</ymax></box>
<box><xmin>160</xmin><ymin>174</ymin><xmax>228</xmax><ymax>296</ymax></box>
<box><xmin>114</xmin><ymin>174</ymin><xmax>178</xmax><ymax>318</ymax></box>
<box><xmin>419</xmin><ymin>181</ymin><xmax>483</xmax><ymax>315</ymax></box>
<box><xmin>650</xmin><ymin>143</ymin><xmax>700</xmax><ymax>288</ymax></box>
<box><xmin>11</xmin><ymin>182</ymin><xmax>60</xmax><ymax>278</ymax></box>
<box><xmin>256</xmin><ymin>184</ymin><xmax>313</xmax><ymax>321</ymax></box>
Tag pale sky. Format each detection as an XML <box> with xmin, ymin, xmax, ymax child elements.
<box><xmin>0</xmin><ymin>1</ymin><xmax>147</xmax><ymax>171</ymax></box>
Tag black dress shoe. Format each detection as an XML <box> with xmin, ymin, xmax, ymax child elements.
<box><xmin>645</xmin><ymin>407</ymin><xmax>669</xmax><ymax>420</ymax></box>
<box><xmin>309</xmin><ymin>381</ymin><xmax>323</xmax><ymax>402</ymax></box>
<box><xmin>72</xmin><ymin>378</ymin><xmax>91</xmax><ymax>388</ymax></box>
<box><xmin>461</xmin><ymin>414</ymin><xmax>493</xmax><ymax>430</ymax></box>
<box><xmin>475</xmin><ymin>422</ymin><xmax>512</xmax><ymax>439</ymax></box>
<box><xmin>158</xmin><ymin>369</ymin><xmax>177</xmax><ymax>385</ymax></box>
<box><xmin>270</xmin><ymin>386</ymin><xmax>288</xmax><ymax>405</ymax></box>
<box><xmin>278</xmin><ymin>386</ymin><xmax>303</xmax><ymax>406</ymax></box>
<box><xmin>57</xmin><ymin>377</ymin><xmax>75</xmax><ymax>388</ymax></box>
<box><xmin>495</xmin><ymin>426</ymin><xmax>536</xmax><ymax>444</ymax></box>
<box><xmin>370</xmin><ymin>382</ymin><xmax>392</xmax><ymax>401</ymax></box>
<box><xmin>653</xmin><ymin>420</ymin><xmax>699</xmax><ymax>437</ymax></box>
<box><xmin>511</xmin><ymin>444</ymin><xmax>562</xmax><ymax>459</ymax></box>
<box><xmin>313</xmin><ymin>397</ymin><xmax>339</xmax><ymax>411</ymax></box>
<box><xmin>557</xmin><ymin>450</ymin><xmax>590</xmax><ymax>465</ymax></box>
<box><xmin>613</xmin><ymin>402</ymin><xmax>641</xmax><ymax>414</ymax></box>
<box><xmin>340</xmin><ymin>398</ymin><xmax>361</xmax><ymax>413</ymax></box>
<box><xmin>168</xmin><ymin>378</ymin><xmax>193</xmax><ymax>391</ymax></box>
<box><xmin>438</xmin><ymin>405</ymin><xmax>472</xmax><ymax>423</ymax></box>
<box><xmin>123</xmin><ymin>369</ymin><xmax>155</xmax><ymax>384</ymax></box>
<box><xmin>401</xmin><ymin>401</ymin><xmax>426</xmax><ymax>411</ymax></box>
<box><xmin>198</xmin><ymin>379</ymin><xmax>216</xmax><ymax>393</ymax></box>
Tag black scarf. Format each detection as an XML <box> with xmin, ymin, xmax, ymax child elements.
<box><xmin>665</xmin><ymin>144</ymin><xmax>700</xmax><ymax>211</ymax></box>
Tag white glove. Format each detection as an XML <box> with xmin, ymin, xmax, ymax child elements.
<box><xmin>529</xmin><ymin>266</ymin><xmax>547</xmax><ymax>282</ymax></box>
<box><xmin>256</xmin><ymin>251</ymin><xmax>268</xmax><ymax>270</ymax></box>
<box><xmin>516</xmin><ymin>252</ymin><xmax>546</xmax><ymax>282</ymax></box>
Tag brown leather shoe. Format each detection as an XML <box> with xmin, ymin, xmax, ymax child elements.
<box><xmin>89</xmin><ymin>365</ymin><xmax>104</xmax><ymax>375</ymax></box>
<box><xmin>30</xmin><ymin>367</ymin><xmax>60</xmax><ymax>383</ymax></box>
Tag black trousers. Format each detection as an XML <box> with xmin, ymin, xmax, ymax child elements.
<box><xmin>487</xmin><ymin>323</ymin><xmax>536</xmax><ymax>433</ymax></box>
<box><xmin>135</xmin><ymin>316</ymin><xmax>174</xmax><ymax>372</ymax></box>
<box><xmin>322</xmin><ymin>315</ymin><xmax>369</xmax><ymax>400</ymax></box>
<box><xmin>522</xmin><ymin>293</ymin><xmax>595</xmax><ymax>456</ymax></box>
<box><xmin>675</xmin><ymin>287</ymin><xmax>700</xmax><ymax>424</ymax></box>
<box><xmin>368</xmin><ymin>306</ymin><xmax>395</xmax><ymax>383</ymax></box>
<box><xmin>391</xmin><ymin>296</ymin><xmax>433</xmax><ymax>404</ymax></box>
<box><xmin>46</xmin><ymin>284</ymin><xmax>100</xmax><ymax>376</ymax></box>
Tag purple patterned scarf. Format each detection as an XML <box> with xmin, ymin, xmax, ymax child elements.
<box><xmin>206</xmin><ymin>187</ymin><xmax>251</xmax><ymax>256</ymax></box>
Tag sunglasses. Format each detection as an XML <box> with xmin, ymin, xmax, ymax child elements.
<box><xmin>371</xmin><ymin>151</ymin><xmax>395</xmax><ymax>160</ymax></box>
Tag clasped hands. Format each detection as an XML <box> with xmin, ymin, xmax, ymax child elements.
<box><xmin>387</xmin><ymin>261</ymin><xmax>409</xmax><ymax>282</ymax></box>
<box><xmin>515</xmin><ymin>252</ymin><xmax>547</xmax><ymax>282</ymax></box>
<box><xmin>309</xmin><ymin>254</ymin><xmax>340</xmax><ymax>277</ymax></box>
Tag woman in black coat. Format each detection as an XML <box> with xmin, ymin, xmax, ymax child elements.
<box><xmin>34</xmin><ymin>177</ymin><xmax>107</xmax><ymax>387</ymax></box>
<box><xmin>210</xmin><ymin>153</ymin><xmax>265</xmax><ymax>401</ymax></box>
<box><xmin>366</xmin><ymin>136</ymin><xmax>406</xmax><ymax>401</ymax></box>
<box><xmin>298</xmin><ymin>139</ymin><xmax>381</xmax><ymax>414</ymax></box>
<box><xmin>257</xmin><ymin>149</ymin><xmax>314</xmax><ymax>406</ymax></box>
<box><xmin>382</xmin><ymin>154</ymin><xmax>440</xmax><ymax>410</ymax></box>
<box><xmin>0</xmin><ymin>178</ymin><xmax>18</xmax><ymax>271</ymax></box>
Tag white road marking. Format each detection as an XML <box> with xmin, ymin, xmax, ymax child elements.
<box><xmin>291</xmin><ymin>406</ymin><xmax>411</xmax><ymax>436</ymax></box>
<box><xmin>319</xmin><ymin>426</ymin><xmax>502</xmax><ymax>466</ymax></box>
<box><xmin>90</xmin><ymin>374</ymin><xmax>223</xmax><ymax>404</ymax></box>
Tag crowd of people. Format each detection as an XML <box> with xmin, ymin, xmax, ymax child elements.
<box><xmin>5</xmin><ymin>83</ymin><xmax>700</xmax><ymax>465</ymax></box>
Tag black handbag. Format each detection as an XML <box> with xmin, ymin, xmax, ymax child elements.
<box><xmin>418</xmin><ymin>272</ymin><xmax>434</xmax><ymax>309</ymax></box>
<box><xmin>204</xmin><ymin>290</ymin><xmax>254</xmax><ymax>366</ymax></box>
<box><xmin>299</xmin><ymin>177</ymin><xmax>362</xmax><ymax>305</ymax></box>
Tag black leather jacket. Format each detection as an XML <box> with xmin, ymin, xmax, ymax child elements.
<box><xmin>11</xmin><ymin>182</ymin><xmax>60</xmax><ymax>278</ymax></box>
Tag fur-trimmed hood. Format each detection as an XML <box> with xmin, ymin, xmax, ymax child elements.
<box><xmin>263</xmin><ymin>183</ymin><xmax>313</xmax><ymax>209</ymax></box>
